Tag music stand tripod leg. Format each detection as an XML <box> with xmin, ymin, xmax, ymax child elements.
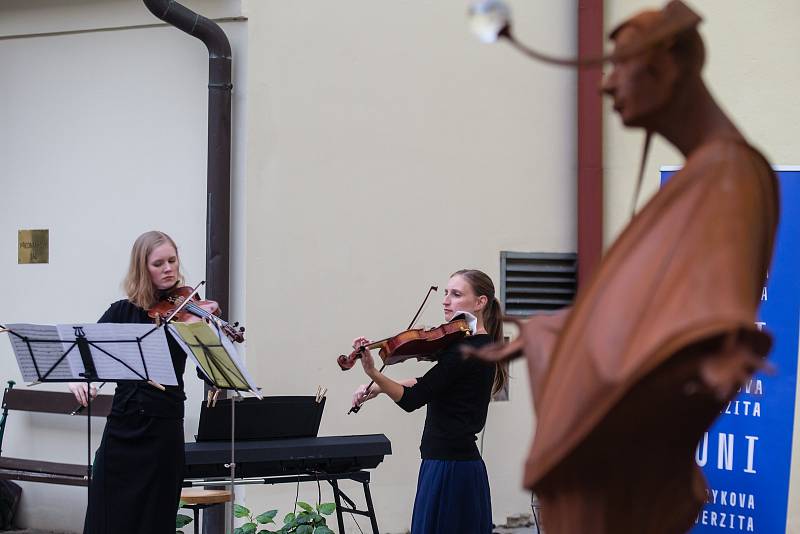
<box><xmin>218</xmin><ymin>389</ymin><xmax>238</xmax><ymax>534</ymax></box>
<box><xmin>229</xmin><ymin>393</ymin><xmax>236</xmax><ymax>534</ymax></box>
<box><xmin>76</xmin><ymin>331</ymin><xmax>99</xmax><ymax>504</ymax></box>
<box><xmin>86</xmin><ymin>378</ymin><xmax>92</xmax><ymax>500</ymax></box>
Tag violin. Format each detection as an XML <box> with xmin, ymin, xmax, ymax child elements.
<box><xmin>147</xmin><ymin>285</ymin><xmax>245</xmax><ymax>343</ymax></box>
<box><xmin>341</xmin><ymin>284</ymin><xmax>448</xmax><ymax>415</ymax></box>
<box><xmin>337</xmin><ymin>318</ymin><xmax>472</xmax><ymax>371</ymax></box>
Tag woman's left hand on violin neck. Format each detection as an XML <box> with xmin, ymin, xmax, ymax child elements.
<box><xmin>353</xmin><ymin>337</ymin><xmax>380</xmax><ymax>379</ymax></box>
<box><xmin>352</xmin><ymin>336</ymin><xmax>410</xmax><ymax>403</ymax></box>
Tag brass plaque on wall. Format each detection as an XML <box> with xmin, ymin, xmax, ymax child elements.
<box><xmin>18</xmin><ymin>229</ymin><xmax>49</xmax><ymax>264</ymax></box>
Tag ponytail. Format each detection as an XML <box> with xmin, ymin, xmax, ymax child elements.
<box><xmin>484</xmin><ymin>297</ymin><xmax>504</xmax><ymax>344</ymax></box>
<box><xmin>485</xmin><ymin>297</ymin><xmax>508</xmax><ymax>397</ymax></box>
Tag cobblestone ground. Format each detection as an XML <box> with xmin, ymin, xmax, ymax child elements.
<box><xmin>9</xmin><ymin>529</ymin><xmax>540</xmax><ymax>534</ymax></box>
<box><xmin>11</xmin><ymin>520</ymin><xmax>543</xmax><ymax>534</ymax></box>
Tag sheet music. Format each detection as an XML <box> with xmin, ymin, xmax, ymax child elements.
<box><xmin>6</xmin><ymin>324</ymin><xmax>77</xmax><ymax>381</ymax></box>
<box><xmin>56</xmin><ymin>324</ymin><xmax>178</xmax><ymax>386</ymax></box>
<box><xmin>168</xmin><ymin>322</ymin><xmax>261</xmax><ymax>398</ymax></box>
<box><xmin>218</xmin><ymin>327</ymin><xmax>262</xmax><ymax>399</ymax></box>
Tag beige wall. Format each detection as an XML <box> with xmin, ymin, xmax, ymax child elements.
<box><xmin>0</xmin><ymin>0</ymin><xmax>241</xmax><ymax>36</ymax></box>
<box><xmin>3</xmin><ymin>0</ymin><xmax>798</xmax><ymax>532</ymax></box>
<box><xmin>1</xmin><ymin>0</ymin><xmax>576</xmax><ymax>531</ymax></box>
<box><xmin>0</xmin><ymin>0</ymin><xmax>247</xmax><ymax>531</ymax></box>
<box><xmin>605</xmin><ymin>0</ymin><xmax>800</xmax><ymax>244</ymax></box>
<box><xmin>604</xmin><ymin>2</ymin><xmax>800</xmax><ymax>533</ymax></box>
<box><xmin>240</xmin><ymin>0</ymin><xmax>577</xmax><ymax>531</ymax></box>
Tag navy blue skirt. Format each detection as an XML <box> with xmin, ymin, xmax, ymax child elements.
<box><xmin>411</xmin><ymin>459</ymin><xmax>493</xmax><ymax>534</ymax></box>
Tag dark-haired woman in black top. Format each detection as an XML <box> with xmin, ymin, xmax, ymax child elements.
<box><xmin>352</xmin><ymin>269</ymin><xmax>507</xmax><ymax>534</ymax></box>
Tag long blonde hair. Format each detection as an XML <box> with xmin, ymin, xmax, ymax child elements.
<box><xmin>123</xmin><ymin>231</ymin><xmax>184</xmax><ymax>309</ymax></box>
<box><xmin>451</xmin><ymin>269</ymin><xmax>508</xmax><ymax>396</ymax></box>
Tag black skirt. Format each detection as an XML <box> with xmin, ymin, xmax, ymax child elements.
<box><xmin>83</xmin><ymin>413</ymin><xmax>184</xmax><ymax>534</ymax></box>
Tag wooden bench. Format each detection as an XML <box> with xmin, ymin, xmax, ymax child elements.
<box><xmin>0</xmin><ymin>380</ymin><xmax>113</xmax><ymax>487</ymax></box>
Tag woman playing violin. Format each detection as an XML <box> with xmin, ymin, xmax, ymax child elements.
<box><xmin>352</xmin><ymin>269</ymin><xmax>507</xmax><ymax>534</ymax></box>
<box><xmin>68</xmin><ymin>230</ymin><xmax>218</xmax><ymax>534</ymax></box>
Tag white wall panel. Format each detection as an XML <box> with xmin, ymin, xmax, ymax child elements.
<box><xmin>241</xmin><ymin>1</ymin><xmax>577</xmax><ymax>531</ymax></box>
<box><xmin>0</xmin><ymin>2</ymin><xmax>247</xmax><ymax>530</ymax></box>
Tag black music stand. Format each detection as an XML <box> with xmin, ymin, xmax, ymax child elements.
<box><xmin>1</xmin><ymin>322</ymin><xmax>176</xmax><ymax>502</ymax></box>
<box><xmin>168</xmin><ymin>321</ymin><xmax>259</xmax><ymax>534</ymax></box>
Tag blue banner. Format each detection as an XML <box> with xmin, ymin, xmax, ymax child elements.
<box><xmin>661</xmin><ymin>166</ymin><xmax>800</xmax><ymax>534</ymax></box>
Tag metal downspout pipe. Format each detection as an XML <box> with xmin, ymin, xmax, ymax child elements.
<box><xmin>141</xmin><ymin>4</ymin><xmax>232</xmax><ymax>530</ymax></box>
<box><xmin>142</xmin><ymin>0</ymin><xmax>233</xmax><ymax>320</ymax></box>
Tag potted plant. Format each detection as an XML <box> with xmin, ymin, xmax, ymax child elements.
<box><xmin>234</xmin><ymin>501</ymin><xmax>337</xmax><ymax>534</ymax></box>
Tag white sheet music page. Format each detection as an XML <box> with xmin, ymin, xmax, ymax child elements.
<box><xmin>56</xmin><ymin>323</ymin><xmax>178</xmax><ymax>385</ymax></box>
<box><xmin>6</xmin><ymin>324</ymin><xmax>76</xmax><ymax>381</ymax></box>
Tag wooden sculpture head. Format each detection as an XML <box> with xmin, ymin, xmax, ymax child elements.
<box><xmin>602</xmin><ymin>1</ymin><xmax>705</xmax><ymax>131</ymax></box>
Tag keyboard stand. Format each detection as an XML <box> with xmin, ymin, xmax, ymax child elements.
<box><xmin>328</xmin><ymin>471</ymin><xmax>379</xmax><ymax>534</ymax></box>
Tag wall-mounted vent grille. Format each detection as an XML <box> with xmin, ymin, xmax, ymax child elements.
<box><xmin>500</xmin><ymin>251</ymin><xmax>577</xmax><ymax>316</ymax></box>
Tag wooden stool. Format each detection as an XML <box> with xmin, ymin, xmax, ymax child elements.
<box><xmin>180</xmin><ymin>488</ymin><xmax>232</xmax><ymax>534</ymax></box>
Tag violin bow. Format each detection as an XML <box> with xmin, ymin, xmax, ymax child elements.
<box><xmin>349</xmin><ymin>285</ymin><xmax>438</xmax><ymax>414</ymax></box>
<box><xmin>163</xmin><ymin>281</ymin><xmax>206</xmax><ymax>324</ymax></box>
<box><xmin>70</xmin><ymin>382</ymin><xmax>107</xmax><ymax>415</ymax></box>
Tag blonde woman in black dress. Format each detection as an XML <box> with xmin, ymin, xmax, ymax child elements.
<box><xmin>69</xmin><ymin>230</ymin><xmax>217</xmax><ymax>534</ymax></box>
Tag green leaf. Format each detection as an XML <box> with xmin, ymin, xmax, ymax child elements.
<box><xmin>313</xmin><ymin>526</ymin><xmax>335</xmax><ymax>534</ymax></box>
<box><xmin>317</xmin><ymin>503</ymin><xmax>336</xmax><ymax>516</ymax></box>
<box><xmin>256</xmin><ymin>510</ymin><xmax>278</xmax><ymax>524</ymax></box>
<box><xmin>284</xmin><ymin>512</ymin><xmax>296</xmax><ymax>525</ymax></box>
<box><xmin>234</xmin><ymin>504</ymin><xmax>252</xmax><ymax>518</ymax></box>
<box><xmin>296</xmin><ymin>525</ymin><xmax>313</xmax><ymax>534</ymax></box>
<box><xmin>296</xmin><ymin>513</ymin><xmax>314</xmax><ymax>525</ymax></box>
<box><xmin>241</xmin><ymin>523</ymin><xmax>258</xmax><ymax>534</ymax></box>
<box><xmin>297</xmin><ymin>501</ymin><xmax>314</xmax><ymax>513</ymax></box>
<box><xmin>233</xmin><ymin>528</ymin><xmax>244</xmax><ymax>534</ymax></box>
<box><xmin>175</xmin><ymin>514</ymin><xmax>194</xmax><ymax>528</ymax></box>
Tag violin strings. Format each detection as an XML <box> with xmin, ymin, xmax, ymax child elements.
<box><xmin>184</xmin><ymin>301</ymin><xmax>215</xmax><ymax>320</ymax></box>
<box><xmin>183</xmin><ymin>302</ymin><xmax>208</xmax><ymax>315</ymax></box>
<box><xmin>167</xmin><ymin>296</ymin><xmax>239</xmax><ymax>338</ymax></box>
<box><xmin>183</xmin><ymin>301</ymin><xmax>233</xmax><ymax>328</ymax></box>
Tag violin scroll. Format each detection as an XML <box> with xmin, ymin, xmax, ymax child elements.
<box><xmin>337</xmin><ymin>350</ymin><xmax>359</xmax><ymax>371</ymax></box>
<box><xmin>337</xmin><ymin>345</ymin><xmax>370</xmax><ymax>371</ymax></box>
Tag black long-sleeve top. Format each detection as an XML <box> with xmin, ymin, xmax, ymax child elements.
<box><xmin>396</xmin><ymin>334</ymin><xmax>495</xmax><ymax>460</ymax></box>
<box><xmin>98</xmin><ymin>299</ymin><xmax>189</xmax><ymax>419</ymax></box>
